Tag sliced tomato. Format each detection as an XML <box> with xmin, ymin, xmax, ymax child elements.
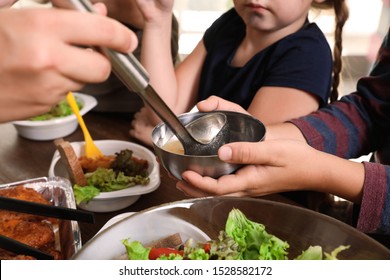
<box><xmin>203</xmin><ymin>243</ymin><xmax>211</xmax><ymax>253</ymax></box>
<box><xmin>148</xmin><ymin>247</ymin><xmax>183</xmax><ymax>260</ymax></box>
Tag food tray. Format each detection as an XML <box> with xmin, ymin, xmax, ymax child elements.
<box><xmin>0</xmin><ymin>177</ymin><xmax>82</xmax><ymax>259</ymax></box>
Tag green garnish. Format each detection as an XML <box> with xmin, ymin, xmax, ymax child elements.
<box><xmin>30</xmin><ymin>98</ymin><xmax>83</xmax><ymax>121</ymax></box>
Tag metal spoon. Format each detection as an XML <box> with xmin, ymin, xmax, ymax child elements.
<box><xmin>51</xmin><ymin>0</ymin><xmax>229</xmax><ymax>156</ymax></box>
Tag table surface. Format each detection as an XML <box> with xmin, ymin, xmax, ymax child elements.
<box><xmin>1</xmin><ymin>111</ymin><xmax>388</xmax><ymax>249</ymax></box>
<box><xmin>0</xmin><ymin>112</ymin><xmax>299</xmax><ymax>244</ymax></box>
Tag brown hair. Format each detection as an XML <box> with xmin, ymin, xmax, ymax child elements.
<box><xmin>312</xmin><ymin>0</ymin><xmax>349</xmax><ymax>102</ymax></box>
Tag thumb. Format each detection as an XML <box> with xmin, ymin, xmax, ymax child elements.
<box><xmin>197</xmin><ymin>95</ymin><xmax>249</xmax><ymax>113</ymax></box>
<box><xmin>93</xmin><ymin>3</ymin><xmax>108</xmax><ymax>16</ymax></box>
<box><xmin>196</xmin><ymin>96</ymin><xmax>220</xmax><ymax>112</ymax></box>
<box><xmin>218</xmin><ymin>142</ymin><xmax>269</xmax><ymax>164</ymax></box>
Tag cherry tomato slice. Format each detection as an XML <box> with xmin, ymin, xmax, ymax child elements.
<box><xmin>149</xmin><ymin>247</ymin><xmax>182</xmax><ymax>260</ymax></box>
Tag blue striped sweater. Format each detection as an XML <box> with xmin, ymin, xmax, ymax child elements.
<box><xmin>290</xmin><ymin>28</ymin><xmax>390</xmax><ymax>234</ymax></box>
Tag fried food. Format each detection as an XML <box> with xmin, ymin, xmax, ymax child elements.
<box><xmin>79</xmin><ymin>154</ymin><xmax>115</xmax><ymax>173</ymax></box>
<box><xmin>0</xmin><ymin>186</ymin><xmax>62</xmax><ymax>260</ymax></box>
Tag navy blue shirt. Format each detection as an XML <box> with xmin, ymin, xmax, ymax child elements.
<box><xmin>198</xmin><ymin>8</ymin><xmax>333</xmax><ymax>109</ymax></box>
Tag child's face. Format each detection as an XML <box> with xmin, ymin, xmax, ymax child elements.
<box><xmin>233</xmin><ymin>0</ymin><xmax>316</xmax><ymax>32</ymax></box>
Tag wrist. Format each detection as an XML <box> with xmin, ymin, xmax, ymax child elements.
<box><xmin>266</xmin><ymin>122</ymin><xmax>306</xmax><ymax>142</ymax></box>
<box><xmin>144</xmin><ymin>12</ymin><xmax>172</xmax><ymax>31</ymax></box>
<box><xmin>310</xmin><ymin>152</ymin><xmax>365</xmax><ymax>203</ymax></box>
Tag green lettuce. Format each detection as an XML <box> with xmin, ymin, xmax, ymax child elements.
<box><xmin>73</xmin><ymin>185</ymin><xmax>100</xmax><ymax>204</ymax></box>
<box><xmin>121</xmin><ymin>209</ymin><xmax>350</xmax><ymax>260</ymax></box>
<box><xmin>295</xmin><ymin>245</ymin><xmax>350</xmax><ymax>260</ymax></box>
<box><xmin>324</xmin><ymin>245</ymin><xmax>350</xmax><ymax>260</ymax></box>
<box><xmin>30</xmin><ymin>99</ymin><xmax>82</xmax><ymax>121</ymax></box>
<box><xmin>85</xmin><ymin>168</ymin><xmax>149</xmax><ymax>192</ymax></box>
<box><xmin>294</xmin><ymin>246</ymin><xmax>323</xmax><ymax>260</ymax></box>
<box><xmin>73</xmin><ymin>167</ymin><xmax>150</xmax><ymax>204</ymax></box>
<box><xmin>122</xmin><ymin>240</ymin><xmax>150</xmax><ymax>260</ymax></box>
<box><xmin>225</xmin><ymin>208</ymin><xmax>289</xmax><ymax>260</ymax></box>
<box><xmin>209</xmin><ymin>231</ymin><xmax>241</xmax><ymax>260</ymax></box>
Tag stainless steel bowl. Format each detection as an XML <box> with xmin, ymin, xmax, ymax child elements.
<box><xmin>152</xmin><ymin>111</ymin><xmax>266</xmax><ymax>180</ymax></box>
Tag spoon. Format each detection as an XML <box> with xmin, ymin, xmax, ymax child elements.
<box><xmin>66</xmin><ymin>92</ymin><xmax>103</xmax><ymax>159</ymax></box>
<box><xmin>51</xmin><ymin>0</ymin><xmax>229</xmax><ymax>156</ymax></box>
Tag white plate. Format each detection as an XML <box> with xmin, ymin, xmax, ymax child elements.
<box><xmin>48</xmin><ymin>140</ymin><xmax>160</xmax><ymax>212</ymax></box>
<box><xmin>96</xmin><ymin>212</ymin><xmax>136</xmax><ymax>235</ymax></box>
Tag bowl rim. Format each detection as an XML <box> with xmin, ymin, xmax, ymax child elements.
<box><xmin>48</xmin><ymin>139</ymin><xmax>161</xmax><ymax>200</ymax></box>
<box><xmin>152</xmin><ymin>110</ymin><xmax>266</xmax><ymax>158</ymax></box>
<box><xmin>12</xmin><ymin>92</ymin><xmax>97</xmax><ymax>126</ymax></box>
<box><xmin>73</xmin><ymin>196</ymin><xmax>390</xmax><ymax>260</ymax></box>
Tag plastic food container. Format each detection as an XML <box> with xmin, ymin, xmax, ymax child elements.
<box><xmin>0</xmin><ymin>176</ymin><xmax>82</xmax><ymax>259</ymax></box>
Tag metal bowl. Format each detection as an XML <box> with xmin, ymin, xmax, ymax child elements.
<box><xmin>152</xmin><ymin>111</ymin><xmax>266</xmax><ymax>180</ymax></box>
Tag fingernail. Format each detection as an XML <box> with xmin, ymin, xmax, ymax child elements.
<box><xmin>218</xmin><ymin>146</ymin><xmax>232</xmax><ymax>161</ymax></box>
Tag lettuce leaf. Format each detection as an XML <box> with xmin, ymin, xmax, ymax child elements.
<box><xmin>86</xmin><ymin>168</ymin><xmax>149</xmax><ymax>192</ymax></box>
<box><xmin>73</xmin><ymin>185</ymin><xmax>100</xmax><ymax>204</ymax></box>
<box><xmin>295</xmin><ymin>245</ymin><xmax>350</xmax><ymax>260</ymax></box>
<box><xmin>225</xmin><ymin>208</ymin><xmax>289</xmax><ymax>260</ymax></box>
<box><xmin>122</xmin><ymin>240</ymin><xmax>150</xmax><ymax>260</ymax></box>
<box><xmin>294</xmin><ymin>245</ymin><xmax>323</xmax><ymax>260</ymax></box>
<box><xmin>324</xmin><ymin>245</ymin><xmax>350</xmax><ymax>260</ymax></box>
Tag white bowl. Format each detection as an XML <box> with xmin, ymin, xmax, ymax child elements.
<box><xmin>72</xmin><ymin>197</ymin><xmax>390</xmax><ymax>260</ymax></box>
<box><xmin>12</xmin><ymin>92</ymin><xmax>97</xmax><ymax>141</ymax></box>
<box><xmin>48</xmin><ymin>140</ymin><xmax>161</xmax><ymax>212</ymax></box>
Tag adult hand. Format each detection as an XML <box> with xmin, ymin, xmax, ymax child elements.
<box><xmin>0</xmin><ymin>7</ymin><xmax>137</xmax><ymax>122</ymax></box>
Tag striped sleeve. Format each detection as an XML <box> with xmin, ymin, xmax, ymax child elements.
<box><xmin>289</xmin><ymin>28</ymin><xmax>390</xmax><ymax>234</ymax></box>
<box><xmin>358</xmin><ymin>162</ymin><xmax>390</xmax><ymax>234</ymax></box>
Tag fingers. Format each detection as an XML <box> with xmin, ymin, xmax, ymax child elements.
<box><xmin>48</xmin><ymin>10</ymin><xmax>138</xmax><ymax>53</ymax></box>
<box><xmin>176</xmin><ymin>180</ymin><xmax>210</xmax><ymax>198</ymax></box>
<box><xmin>218</xmin><ymin>142</ymin><xmax>273</xmax><ymax>165</ymax></box>
<box><xmin>92</xmin><ymin>3</ymin><xmax>108</xmax><ymax>16</ymax></box>
<box><xmin>54</xmin><ymin>45</ymin><xmax>112</xmax><ymax>83</ymax></box>
<box><xmin>179</xmin><ymin>168</ymin><xmax>257</xmax><ymax>197</ymax></box>
<box><xmin>197</xmin><ymin>96</ymin><xmax>249</xmax><ymax>114</ymax></box>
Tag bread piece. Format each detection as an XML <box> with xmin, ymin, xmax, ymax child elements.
<box><xmin>145</xmin><ymin>233</ymin><xmax>183</xmax><ymax>248</ymax></box>
<box><xmin>54</xmin><ymin>138</ymin><xmax>87</xmax><ymax>186</ymax></box>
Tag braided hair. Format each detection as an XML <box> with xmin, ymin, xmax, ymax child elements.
<box><xmin>312</xmin><ymin>0</ymin><xmax>349</xmax><ymax>102</ymax></box>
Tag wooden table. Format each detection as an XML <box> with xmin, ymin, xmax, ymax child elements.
<box><xmin>0</xmin><ymin>111</ymin><xmax>296</xmax><ymax>244</ymax></box>
<box><xmin>1</xmin><ymin>111</ymin><xmax>388</xmax><ymax>249</ymax></box>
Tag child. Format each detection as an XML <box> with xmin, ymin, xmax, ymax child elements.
<box><xmin>130</xmin><ymin>0</ymin><xmax>348</xmax><ymax>145</ymax></box>
<box><xmin>176</xmin><ymin>28</ymin><xmax>390</xmax><ymax>235</ymax></box>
